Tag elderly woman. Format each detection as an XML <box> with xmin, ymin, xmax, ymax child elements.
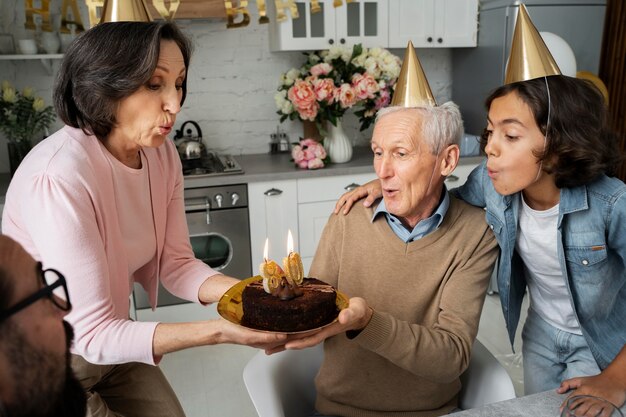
<box><xmin>2</xmin><ymin>21</ymin><xmax>284</xmax><ymax>416</ymax></box>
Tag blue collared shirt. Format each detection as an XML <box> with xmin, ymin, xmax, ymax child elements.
<box><xmin>372</xmin><ymin>189</ymin><xmax>450</xmax><ymax>243</ymax></box>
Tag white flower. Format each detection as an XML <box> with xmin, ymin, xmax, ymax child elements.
<box><xmin>307</xmin><ymin>53</ymin><xmax>321</xmax><ymax>64</ymax></box>
<box><xmin>340</xmin><ymin>46</ymin><xmax>352</xmax><ymax>63</ymax></box>
<box><xmin>364</xmin><ymin>57</ymin><xmax>381</xmax><ymax>79</ymax></box>
<box><xmin>369</xmin><ymin>47</ymin><xmax>382</xmax><ymax>58</ymax></box>
<box><xmin>282</xmin><ymin>68</ymin><xmax>301</xmax><ymax>87</ymax></box>
<box><xmin>352</xmin><ymin>52</ymin><xmax>367</xmax><ymax>68</ymax></box>
<box><xmin>1</xmin><ymin>80</ymin><xmax>12</xmax><ymax>92</ymax></box>
<box><xmin>274</xmin><ymin>90</ymin><xmax>294</xmax><ymax>114</ymax></box>
<box><xmin>325</xmin><ymin>46</ymin><xmax>343</xmax><ymax>62</ymax></box>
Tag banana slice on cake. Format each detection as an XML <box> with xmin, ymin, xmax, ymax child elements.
<box><xmin>260</xmin><ymin>260</ymin><xmax>283</xmax><ymax>293</ymax></box>
<box><xmin>283</xmin><ymin>252</ymin><xmax>304</xmax><ymax>285</ymax></box>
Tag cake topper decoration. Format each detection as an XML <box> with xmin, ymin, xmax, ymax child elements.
<box><xmin>504</xmin><ymin>4</ymin><xmax>561</xmax><ymax>84</ymax></box>
<box><xmin>390</xmin><ymin>41</ymin><xmax>437</xmax><ymax>108</ymax></box>
<box><xmin>260</xmin><ymin>231</ymin><xmax>304</xmax><ymax>300</ymax></box>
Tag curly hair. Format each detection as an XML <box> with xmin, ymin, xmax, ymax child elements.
<box><xmin>54</xmin><ymin>21</ymin><xmax>193</xmax><ymax>140</ymax></box>
<box><xmin>480</xmin><ymin>75</ymin><xmax>621</xmax><ymax>188</ymax></box>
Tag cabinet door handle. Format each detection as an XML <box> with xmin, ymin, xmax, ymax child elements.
<box><xmin>427</xmin><ymin>36</ymin><xmax>433</xmax><ymax>43</ymax></box>
<box><xmin>328</xmin><ymin>38</ymin><xmax>334</xmax><ymax>45</ymax></box>
<box><xmin>445</xmin><ymin>175</ymin><xmax>459</xmax><ymax>183</ymax></box>
<box><xmin>437</xmin><ymin>37</ymin><xmax>443</xmax><ymax>43</ymax></box>
<box><xmin>340</xmin><ymin>38</ymin><xmax>346</xmax><ymax>44</ymax></box>
<box><xmin>264</xmin><ymin>188</ymin><xmax>283</xmax><ymax>196</ymax></box>
<box><xmin>344</xmin><ymin>183</ymin><xmax>360</xmax><ymax>191</ymax></box>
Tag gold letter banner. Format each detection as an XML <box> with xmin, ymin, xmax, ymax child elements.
<box><xmin>24</xmin><ymin>0</ymin><xmax>52</xmax><ymax>32</ymax></box>
<box><xmin>85</xmin><ymin>0</ymin><xmax>104</xmax><ymax>28</ymax></box>
<box><xmin>60</xmin><ymin>0</ymin><xmax>85</xmax><ymax>33</ymax></box>
<box><xmin>257</xmin><ymin>0</ymin><xmax>269</xmax><ymax>24</ymax></box>
<box><xmin>274</xmin><ymin>0</ymin><xmax>298</xmax><ymax>23</ymax></box>
<box><xmin>225</xmin><ymin>0</ymin><xmax>251</xmax><ymax>28</ymax></box>
<box><xmin>153</xmin><ymin>0</ymin><xmax>181</xmax><ymax>20</ymax></box>
<box><xmin>311</xmin><ymin>0</ymin><xmax>321</xmax><ymax>14</ymax></box>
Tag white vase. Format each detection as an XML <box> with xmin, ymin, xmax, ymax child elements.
<box><xmin>40</xmin><ymin>31</ymin><xmax>60</xmax><ymax>54</ymax></box>
<box><xmin>324</xmin><ymin>119</ymin><xmax>353</xmax><ymax>163</ymax></box>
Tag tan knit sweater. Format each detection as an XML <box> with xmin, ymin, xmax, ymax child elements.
<box><xmin>310</xmin><ymin>194</ymin><xmax>498</xmax><ymax>417</ymax></box>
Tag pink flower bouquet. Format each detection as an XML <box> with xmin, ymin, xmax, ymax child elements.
<box><xmin>291</xmin><ymin>138</ymin><xmax>329</xmax><ymax>170</ymax></box>
<box><xmin>274</xmin><ymin>44</ymin><xmax>401</xmax><ymax>131</ymax></box>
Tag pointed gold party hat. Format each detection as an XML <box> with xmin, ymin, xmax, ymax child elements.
<box><xmin>390</xmin><ymin>41</ymin><xmax>437</xmax><ymax>107</ymax></box>
<box><xmin>100</xmin><ymin>0</ymin><xmax>152</xmax><ymax>23</ymax></box>
<box><xmin>504</xmin><ymin>4</ymin><xmax>561</xmax><ymax>84</ymax></box>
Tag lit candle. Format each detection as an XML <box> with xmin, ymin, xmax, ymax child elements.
<box><xmin>287</xmin><ymin>229</ymin><xmax>294</xmax><ymax>254</ymax></box>
<box><xmin>260</xmin><ymin>237</ymin><xmax>282</xmax><ymax>292</ymax></box>
<box><xmin>283</xmin><ymin>229</ymin><xmax>304</xmax><ymax>285</ymax></box>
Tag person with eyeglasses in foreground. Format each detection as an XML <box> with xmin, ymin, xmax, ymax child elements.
<box><xmin>0</xmin><ymin>235</ymin><xmax>87</xmax><ymax>417</ymax></box>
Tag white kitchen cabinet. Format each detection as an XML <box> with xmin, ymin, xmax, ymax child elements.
<box><xmin>268</xmin><ymin>0</ymin><xmax>388</xmax><ymax>51</ymax></box>
<box><xmin>388</xmin><ymin>0</ymin><xmax>478</xmax><ymax>48</ymax></box>
<box><xmin>297</xmin><ymin>172</ymin><xmax>377</xmax><ymax>273</ymax></box>
<box><xmin>248</xmin><ymin>180</ymin><xmax>299</xmax><ymax>275</ymax></box>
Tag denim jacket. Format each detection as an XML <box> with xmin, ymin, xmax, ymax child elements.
<box><xmin>453</xmin><ymin>160</ymin><xmax>626</xmax><ymax>369</ymax></box>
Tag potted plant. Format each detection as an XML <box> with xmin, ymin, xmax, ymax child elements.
<box><xmin>0</xmin><ymin>80</ymin><xmax>55</xmax><ymax>175</ymax></box>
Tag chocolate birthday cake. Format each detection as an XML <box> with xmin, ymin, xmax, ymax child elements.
<box><xmin>241</xmin><ymin>277</ymin><xmax>338</xmax><ymax>332</ymax></box>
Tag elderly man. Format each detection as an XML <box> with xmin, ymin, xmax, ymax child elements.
<box><xmin>0</xmin><ymin>235</ymin><xmax>87</xmax><ymax>417</ymax></box>
<box><xmin>284</xmin><ymin>44</ymin><xmax>498</xmax><ymax>417</ymax></box>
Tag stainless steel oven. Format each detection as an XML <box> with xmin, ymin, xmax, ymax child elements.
<box><xmin>134</xmin><ymin>183</ymin><xmax>252</xmax><ymax>308</ymax></box>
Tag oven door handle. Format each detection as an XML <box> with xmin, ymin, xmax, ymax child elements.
<box><xmin>185</xmin><ymin>197</ymin><xmax>211</xmax><ymax>224</ymax></box>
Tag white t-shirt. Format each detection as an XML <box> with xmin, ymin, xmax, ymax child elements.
<box><xmin>103</xmin><ymin>147</ymin><xmax>156</xmax><ymax>280</ymax></box>
<box><xmin>516</xmin><ymin>196</ymin><xmax>582</xmax><ymax>334</ymax></box>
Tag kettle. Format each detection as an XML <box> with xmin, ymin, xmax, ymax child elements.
<box><xmin>174</xmin><ymin>120</ymin><xmax>205</xmax><ymax>160</ymax></box>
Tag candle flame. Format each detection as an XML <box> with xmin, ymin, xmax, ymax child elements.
<box><xmin>287</xmin><ymin>229</ymin><xmax>294</xmax><ymax>254</ymax></box>
<box><xmin>263</xmin><ymin>237</ymin><xmax>269</xmax><ymax>261</ymax></box>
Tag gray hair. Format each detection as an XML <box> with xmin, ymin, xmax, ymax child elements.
<box><xmin>376</xmin><ymin>102</ymin><xmax>464</xmax><ymax>154</ymax></box>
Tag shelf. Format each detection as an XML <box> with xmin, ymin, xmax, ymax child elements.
<box><xmin>0</xmin><ymin>53</ymin><xmax>63</xmax><ymax>59</ymax></box>
<box><xmin>0</xmin><ymin>53</ymin><xmax>64</xmax><ymax>74</ymax></box>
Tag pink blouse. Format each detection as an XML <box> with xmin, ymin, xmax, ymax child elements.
<box><xmin>2</xmin><ymin>126</ymin><xmax>218</xmax><ymax>365</ymax></box>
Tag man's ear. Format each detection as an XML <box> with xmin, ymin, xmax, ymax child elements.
<box><xmin>440</xmin><ymin>144</ymin><xmax>460</xmax><ymax>177</ymax></box>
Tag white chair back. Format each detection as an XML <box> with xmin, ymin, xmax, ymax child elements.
<box><xmin>243</xmin><ymin>340</ymin><xmax>515</xmax><ymax>417</ymax></box>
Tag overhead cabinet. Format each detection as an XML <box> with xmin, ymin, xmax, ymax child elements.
<box><xmin>388</xmin><ymin>0</ymin><xmax>479</xmax><ymax>48</ymax></box>
<box><xmin>268</xmin><ymin>0</ymin><xmax>388</xmax><ymax>51</ymax></box>
<box><xmin>268</xmin><ymin>0</ymin><xmax>477</xmax><ymax>51</ymax></box>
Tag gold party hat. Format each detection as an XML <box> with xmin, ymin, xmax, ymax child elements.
<box><xmin>100</xmin><ymin>0</ymin><xmax>152</xmax><ymax>23</ymax></box>
<box><xmin>505</xmin><ymin>4</ymin><xmax>561</xmax><ymax>84</ymax></box>
<box><xmin>390</xmin><ymin>41</ymin><xmax>437</xmax><ymax>107</ymax></box>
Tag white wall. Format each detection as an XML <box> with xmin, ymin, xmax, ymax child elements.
<box><xmin>0</xmin><ymin>1</ymin><xmax>452</xmax><ymax>173</ymax></box>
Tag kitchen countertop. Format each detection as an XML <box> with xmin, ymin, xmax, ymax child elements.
<box><xmin>0</xmin><ymin>148</ymin><xmax>485</xmax><ymax>200</ymax></box>
<box><xmin>183</xmin><ymin>147</ymin><xmax>484</xmax><ymax>189</ymax></box>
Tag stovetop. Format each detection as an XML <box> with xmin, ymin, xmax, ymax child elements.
<box><xmin>181</xmin><ymin>152</ymin><xmax>244</xmax><ymax>178</ymax></box>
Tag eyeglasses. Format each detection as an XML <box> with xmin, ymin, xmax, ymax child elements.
<box><xmin>0</xmin><ymin>262</ymin><xmax>72</xmax><ymax>322</ymax></box>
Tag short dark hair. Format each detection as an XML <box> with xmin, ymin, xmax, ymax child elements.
<box><xmin>54</xmin><ymin>21</ymin><xmax>193</xmax><ymax>140</ymax></box>
<box><xmin>480</xmin><ymin>75</ymin><xmax>621</xmax><ymax>188</ymax></box>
